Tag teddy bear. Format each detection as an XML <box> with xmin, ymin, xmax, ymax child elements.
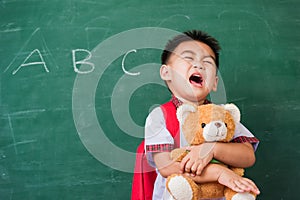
<box><xmin>166</xmin><ymin>103</ymin><xmax>257</xmax><ymax>200</ymax></box>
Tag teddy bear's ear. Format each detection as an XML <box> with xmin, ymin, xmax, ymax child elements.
<box><xmin>176</xmin><ymin>104</ymin><xmax>196</xmax><ymax>125</ymax></box>
<box><xmin>223</xmin><ymin>103</ymin><xmax>241</xmax><ymax>123</ymax></box>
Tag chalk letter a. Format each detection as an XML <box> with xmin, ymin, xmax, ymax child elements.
<box><xmin>12</xmin><ymin>49</ymin><xmax>49</xmax><ymax>75</ymax></box>
<box><xmin>72</xmin><ymin>49</ymin><xmax>95</xmax><ymax>74</ymax></box>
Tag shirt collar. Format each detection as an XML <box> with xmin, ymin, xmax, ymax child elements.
<box><xmin>171</xmin><ymin>95</ymin><xmax>211</xmax><ymax>108</ymax></box>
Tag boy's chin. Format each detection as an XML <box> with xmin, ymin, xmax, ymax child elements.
<box><xmin>189</xmin><ymin>91</ymin><xmax>210</xmax><ymax>102</ymax></box>
<box><xmin>185</xmin><ymin>94</ymin><xmax>208</xmax><ymax>104</ymax></box>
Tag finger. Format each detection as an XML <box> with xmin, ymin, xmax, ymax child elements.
<box><xmin>189</xmin><ymin>160</ymin><xmax>203</xmax><ymax>176</ymax></box>
<box><xmin>180</xmin><ymin>156</ymin><xmax>189</xmax><ymax>172</ymax></box>
<box><xmin>238</xmin><ymin>178</ymin><xmax>257</xmax><ymax>191</ymax></box>
<box><xmin>185</xmin><ymin>163</ymin><xmax>191</xmax><ymax>173</ymax></box>
<box><xmin>230</xmin><ymin>182</ymin><xmax>244</xmax><ymax>193</ymax></box>
<box><xmin>234</xmin><ymin>179</ymin><xmax>260</xmax><ymax>194</ymax></box>
<box><xmin>183</xmin><ymin>172</ymin><xmax>191</xmax><ymax>177</ymax></box>
<box><xmin>244</xmin><ymin>178</ymin><xmax>259</xmax><ymax>189</ymax></box>
<box><xmin>190</xmin><ymin>162</ymin><xmax>199</xmax><ymax>176</ymax></box>
<box><xmin>196</xmin><ymin>164</ymin><xmax>204</xmax><ymax>176</ymax></box>
<box><xmin>233</xmin><ymin>179</ymin><xmax>250</xmax><ymax>192</ymax></box>
<box><xmin>184</xmin><ymin>160</ymin><xmax>194</xmax><ymax>173</ymax></box>
<box><xmin>242</xmin><ymin>178</ymin><xmax>260</xmax><ymax>194</ymax></box>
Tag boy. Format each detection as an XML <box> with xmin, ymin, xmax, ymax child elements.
<box><xmin>144</xmin><ymin>30</ymin><xmax>260</xmax><ymax>199</ymax></box>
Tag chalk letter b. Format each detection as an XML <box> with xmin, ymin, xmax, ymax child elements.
<box><xmin>72</xmin><ymin>49</ymin><xmax>95</xmax><ymax>74</ymax></box>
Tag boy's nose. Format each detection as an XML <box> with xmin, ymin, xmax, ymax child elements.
<box><xmin>193</xmin><ymin>64</ymin><xmax>204</xmax><ymax>70</ymax></box>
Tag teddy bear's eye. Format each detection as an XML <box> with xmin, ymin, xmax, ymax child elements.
<box><xmin>225</xmin><ymin>123</ymin><xmax>228</xmax><ymax>127</ymax></box>
<box><xmin>201</xmin><ymin>123</ymin><xmax>206</xmax><ymax>128</ymax></box>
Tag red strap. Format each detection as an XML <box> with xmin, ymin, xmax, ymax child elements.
<box><xmin>160</xmin><ymin>101</ymin><xmax>180</xmax><ymax>147</ymax></box>
<box><xmin>131</xmin><ymin>100</ymin><xmax>179</xmax><ymax>200</ymax></box>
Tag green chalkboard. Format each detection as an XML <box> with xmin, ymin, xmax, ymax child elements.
<box><xmin>1</xmin><ymin>0</ymin><xmax>299</xmax><ymax>199</ymax></box>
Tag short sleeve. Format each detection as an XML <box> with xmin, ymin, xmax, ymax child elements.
<box><xmin>144</xmin><ymin>107</ymin><xmax>174</xmax><ymax>149</ymax></box>
<box><xmin>232</xmin><ymin>122</ymin><xmax>259</xmax><ymax>151</ymax></box>
<box><xmin>144</xmin><ymin>107</ymin><xmax>175</xmax><ymax>167</ymax></box>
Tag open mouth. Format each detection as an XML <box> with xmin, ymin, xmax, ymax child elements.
<box><xmin>189</xmin><ymin>73</ymin><xmax>203</xmax><ymax>87</ymax></box>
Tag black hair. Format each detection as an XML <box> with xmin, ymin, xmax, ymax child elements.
<box><xmin>161</xmin><ymin>30</ymin><xmax>221</xmax><ymax>68</ymax></box>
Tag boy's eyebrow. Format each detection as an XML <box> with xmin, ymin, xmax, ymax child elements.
<box><xmin>180</xmin><ymin>50</ymin><xmax>216</xmax><ymax>62</ymax></box>
<box><xmin>180</xmin><ymin>50</ymin><xmax>196</xmax><ymax>55</ymax></box>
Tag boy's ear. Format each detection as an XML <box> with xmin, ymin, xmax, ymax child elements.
<box><xmin>212</xmin><ymin>76</ymin><xmax>219</xmax><ymax>92</ymax></box>
<box><xmin>160</xmin><ymin>64</ymin><xmax>171</xmax><ymax>81</ymax></box>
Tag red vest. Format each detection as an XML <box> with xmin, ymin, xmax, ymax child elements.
<box><xmin>131</xmin><ymin>101</ymin><xmax>179</xmax><ymax>200</ymax></box>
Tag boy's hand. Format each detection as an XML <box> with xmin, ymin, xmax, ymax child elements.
<box><xmin>180</xmin><ymin>143</ymin><xmax>216</xmax><ymax>176</ymax></box>
<box><xmin>218</xmin><ymin>167</ymin><xmax>260</xmax><ymax>195</ymax></box>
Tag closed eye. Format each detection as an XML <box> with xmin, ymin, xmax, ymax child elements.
<box><xmin>203</xmin><ymin>60</ymin><xmax>216</xmax><ymax>68</ymax></box>
<box><xmin>183</xmin><ymin>56</ymin><xmax>194</xmax><ymax>61</ymax></box>
<box><xmin>203</xmin><ymin>56</ymin><xmax>216</xmax><ymax>67</ymax></box>
<box><xmin>204</xmin><ymin>60</ymin><xmax>213</xmax><ymax>64</ymax></box>
<box><xmin>181</xmin><ymin>50</ymin><xmax>196</xmax><ymax>62</ymax></box>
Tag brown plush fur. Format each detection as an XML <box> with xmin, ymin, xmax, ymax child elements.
<box><xmin>183</xmin><ymin>105</ymin><xmax>235</xmax><ymax>145</ymax></box>
<box><xmin>166</xmin><ymin>104</ymin><xmax>257</xmax><ymax>200</ymax></box>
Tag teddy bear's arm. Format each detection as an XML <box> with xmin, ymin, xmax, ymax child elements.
<box><xmin>170</xmin><ymin>148</ymin><xmax>189</xmax><ymax>162</ymax></box>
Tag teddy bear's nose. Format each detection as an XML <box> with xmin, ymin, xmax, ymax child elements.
<box><xmin>215</xmin><ymin>122</ymin><xmax>222</xmax><ymax>128</ymax></box>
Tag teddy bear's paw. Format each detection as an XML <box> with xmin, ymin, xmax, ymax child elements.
<box><xmin>231</xmin><ymin>192</ymin><xmax>256</xmax><ymax>200</ymax></box>
<box><xmin>166</xmin><ymin>174</ymin><xmax>198</xmax><ymax>200</ymax></box>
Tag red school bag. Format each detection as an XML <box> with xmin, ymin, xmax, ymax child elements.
<box><xmin>131</xmin><ymin>101</ymin><xmax>180</xmax><ymax>200</ymax></box>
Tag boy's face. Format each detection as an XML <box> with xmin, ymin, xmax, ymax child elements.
<box><xmin>160</xmin><ymin>40</ymin><xmax>218</xmax><ymax>104</ymax></box>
